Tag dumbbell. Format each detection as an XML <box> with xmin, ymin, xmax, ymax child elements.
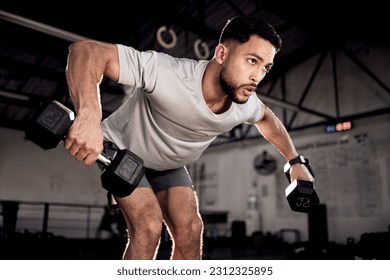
<box><xmin>25</xmin><ymin>100</ymin><xmax>145</xmax><ymax>198</ymax></box>
<box><xmin>283</xmin><ymin>155</ymin><xmax>320</xmax><ymax>213</ymax></box>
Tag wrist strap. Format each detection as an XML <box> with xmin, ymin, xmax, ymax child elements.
<box><xmin>283</xmin><ymin>155</ymin><xmax>314</xmax><ymax>182</ymax></box>
<box><xmin>283</xmin><ymin>155</ymin><xmax>306</xmax><ymax>173</ymax></box>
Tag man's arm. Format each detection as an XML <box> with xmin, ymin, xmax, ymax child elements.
<box><xmin>64</xmin><ymin>40</ymin><xmax>119</xmax><ymax>165</ymax></box>
<box><xmin>255</xmin><ymin>105</ymin><xmax>314</xmax><ymax>182</ymax></box>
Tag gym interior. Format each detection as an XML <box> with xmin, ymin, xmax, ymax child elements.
<box><xmin>0</xmin><ymin>2</ymin><xmax>389</xmax><ymax>260</ymax></box>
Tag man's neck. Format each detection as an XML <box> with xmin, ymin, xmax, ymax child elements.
<box><xmin>202</xmin><ymin>60</ymin><xmax>231</xmax><ymax>114</ymax></box>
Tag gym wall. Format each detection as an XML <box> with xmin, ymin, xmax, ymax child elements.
<box><xmin>0</xmin><ymin>127</ymin><xmax>105</xmax><ymax>205</ymax></box>
<box><xmin>190</xmin><ymin>114</ymin><xmax>390</xmax><ymax>244</ymax></box>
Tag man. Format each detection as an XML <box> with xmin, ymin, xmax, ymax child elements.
<box><xmin>64</xmin><ymin>16</ymin><xmax>314</xmax><ymax>260</ymax></box>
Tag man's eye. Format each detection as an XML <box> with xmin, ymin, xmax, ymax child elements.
<box><xmin>265</xmin><ymin>65</ymin><xmax>272</xmax><ymax>73</ymax></box>
<box><xmin>248</xmin><ymin>58</ymin><xmax>256</xmax><ymax>65</ymax></box>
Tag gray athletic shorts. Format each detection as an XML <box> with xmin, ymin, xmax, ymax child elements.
<box><xmin>98</xmin><ymin>141</ymin><xmax>194</xmax><ymax>193</ymax></box>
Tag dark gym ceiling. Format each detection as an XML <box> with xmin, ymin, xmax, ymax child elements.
<box><xmin>0</xmin><ymin>1</ymin><xmax>389</xmax><ymax>144</ymax></box>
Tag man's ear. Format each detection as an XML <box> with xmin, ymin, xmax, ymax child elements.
<box><xmin>214</xmin><ymin>44</ymin><xmax>227</xmax><ymax>64</ymax></box>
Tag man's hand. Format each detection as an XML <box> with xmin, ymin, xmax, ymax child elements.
<box><xmin>289</xmin><ymin>163</ymin><xmax>315</xmax><ymax>183</ymax></box>
<box><xmin>64</xmin><ymin>113</ymin><xmax>103</xmax><ymax>166</ymax></box>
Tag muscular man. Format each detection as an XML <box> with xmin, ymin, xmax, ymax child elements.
<box><xmin>64</xmin><ymin>16</ymin><xmax>314</xmax><ymax>260</ymax></box>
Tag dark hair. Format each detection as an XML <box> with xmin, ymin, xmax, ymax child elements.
<box><xmin>219</xmin><ymin>16</ymin><xmax>282</xmax><ymax>53</ymax></box>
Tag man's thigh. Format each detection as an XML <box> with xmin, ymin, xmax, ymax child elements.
<box><xmin>115</xmin><ymin>187</ymin><xmax>162</xmax><ymax>224</ymax></box>
<box><xmin>156</xmin><ymin>186</ymin><xmax>200</xmax><ymax>225</ymax></box>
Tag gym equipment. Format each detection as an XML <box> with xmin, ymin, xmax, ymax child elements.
<box><xmin>25</xmin><ymin>100</ymin><xmax>145</xmax><ymax>197</ymax></box>
<box><xmin>283</xmin><ymin>155</ymin><xmax>320</xmax><ymax>213</ymax></box>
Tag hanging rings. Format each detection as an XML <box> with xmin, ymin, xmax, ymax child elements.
<box><xmin>156</xmin><ymin>26</ymin><xmax>177</xmax><ymax>49</ymax></box>
<box><xmin>157</xmin><ymin>26</ymin><xmax>211</xmax><ymax>59</ymax></box>
<box><xmin>194</xmin><ymin>39</ymin><xmax>210</xmax><ymax>59</ymax></box>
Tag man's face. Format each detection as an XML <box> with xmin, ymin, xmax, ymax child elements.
<box><xmin>219</xmin><ymin>36</ymin><xmax>276</xmax><ymax>104</ymax></box>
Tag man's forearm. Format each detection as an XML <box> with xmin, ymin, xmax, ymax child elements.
<box><xmin>65</xmin><ymin>40</ymin><xmax>108</xmax><ymax>118</ymax></box>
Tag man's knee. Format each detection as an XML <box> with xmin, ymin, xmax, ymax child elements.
<box><xmin>131</xmin><ymin>216</ymin><xmax>164</xmax><ymax>239</ymax></box>
<box><xmin>191</xmin><ymin>216</ymin><xmax>204</xmax><ymax>236</ymax></box>
<box><xmin>173</xmin><ymin>215</ymin><xmax>204</xmax><ymax>239</ymax></box>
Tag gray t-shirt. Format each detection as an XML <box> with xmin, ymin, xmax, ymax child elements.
<box><xmin>101</xmin><ymin>44</ymin><xmax>265</xmax><ymax>170</ymax></box>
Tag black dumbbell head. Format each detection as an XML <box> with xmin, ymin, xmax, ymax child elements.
<box><xmin>25</xmin><ymin>100</ymin><xmax>74</xmax><ymax>150</ymax></box>
<box><xmin>285</xmin><ymin>179</ymin><xmax>320</xmax><ymax>213</ymax></box>
<box><xmin>101</xmin><ymin>149</ymin><xmax>145</xmax><ymax>197</ymax></box>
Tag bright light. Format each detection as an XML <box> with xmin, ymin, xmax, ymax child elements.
<box><xmin>325</xmin><ymin>121</ymin><xmax>353</xmax><ymax>133</ymax></box>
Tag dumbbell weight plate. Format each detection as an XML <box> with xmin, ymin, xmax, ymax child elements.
<box><xmin>101</xmin><ymin>149</ymin><xmax>145</xmax><ymax>197</ymax></box>
<box><xmin>285</xmin><ymin>179</ymin><xmax>320</xmax><ymax>213</ymax></box>
<box><xmin>25</xmin><ymin>100</ymin><xmax>74</xmax><ymax>150</ymax></box>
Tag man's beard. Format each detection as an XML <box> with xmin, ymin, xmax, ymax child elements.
<box><xmin>220</xmin><ymin>68</ymin><xmax>248</xmax><ymax>105</ymax></box>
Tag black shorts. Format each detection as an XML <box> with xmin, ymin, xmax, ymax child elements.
<box><xmin>97</xmin><ymin>141</ymin><xmax>194</xmax><ymax>193</ymax></box>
